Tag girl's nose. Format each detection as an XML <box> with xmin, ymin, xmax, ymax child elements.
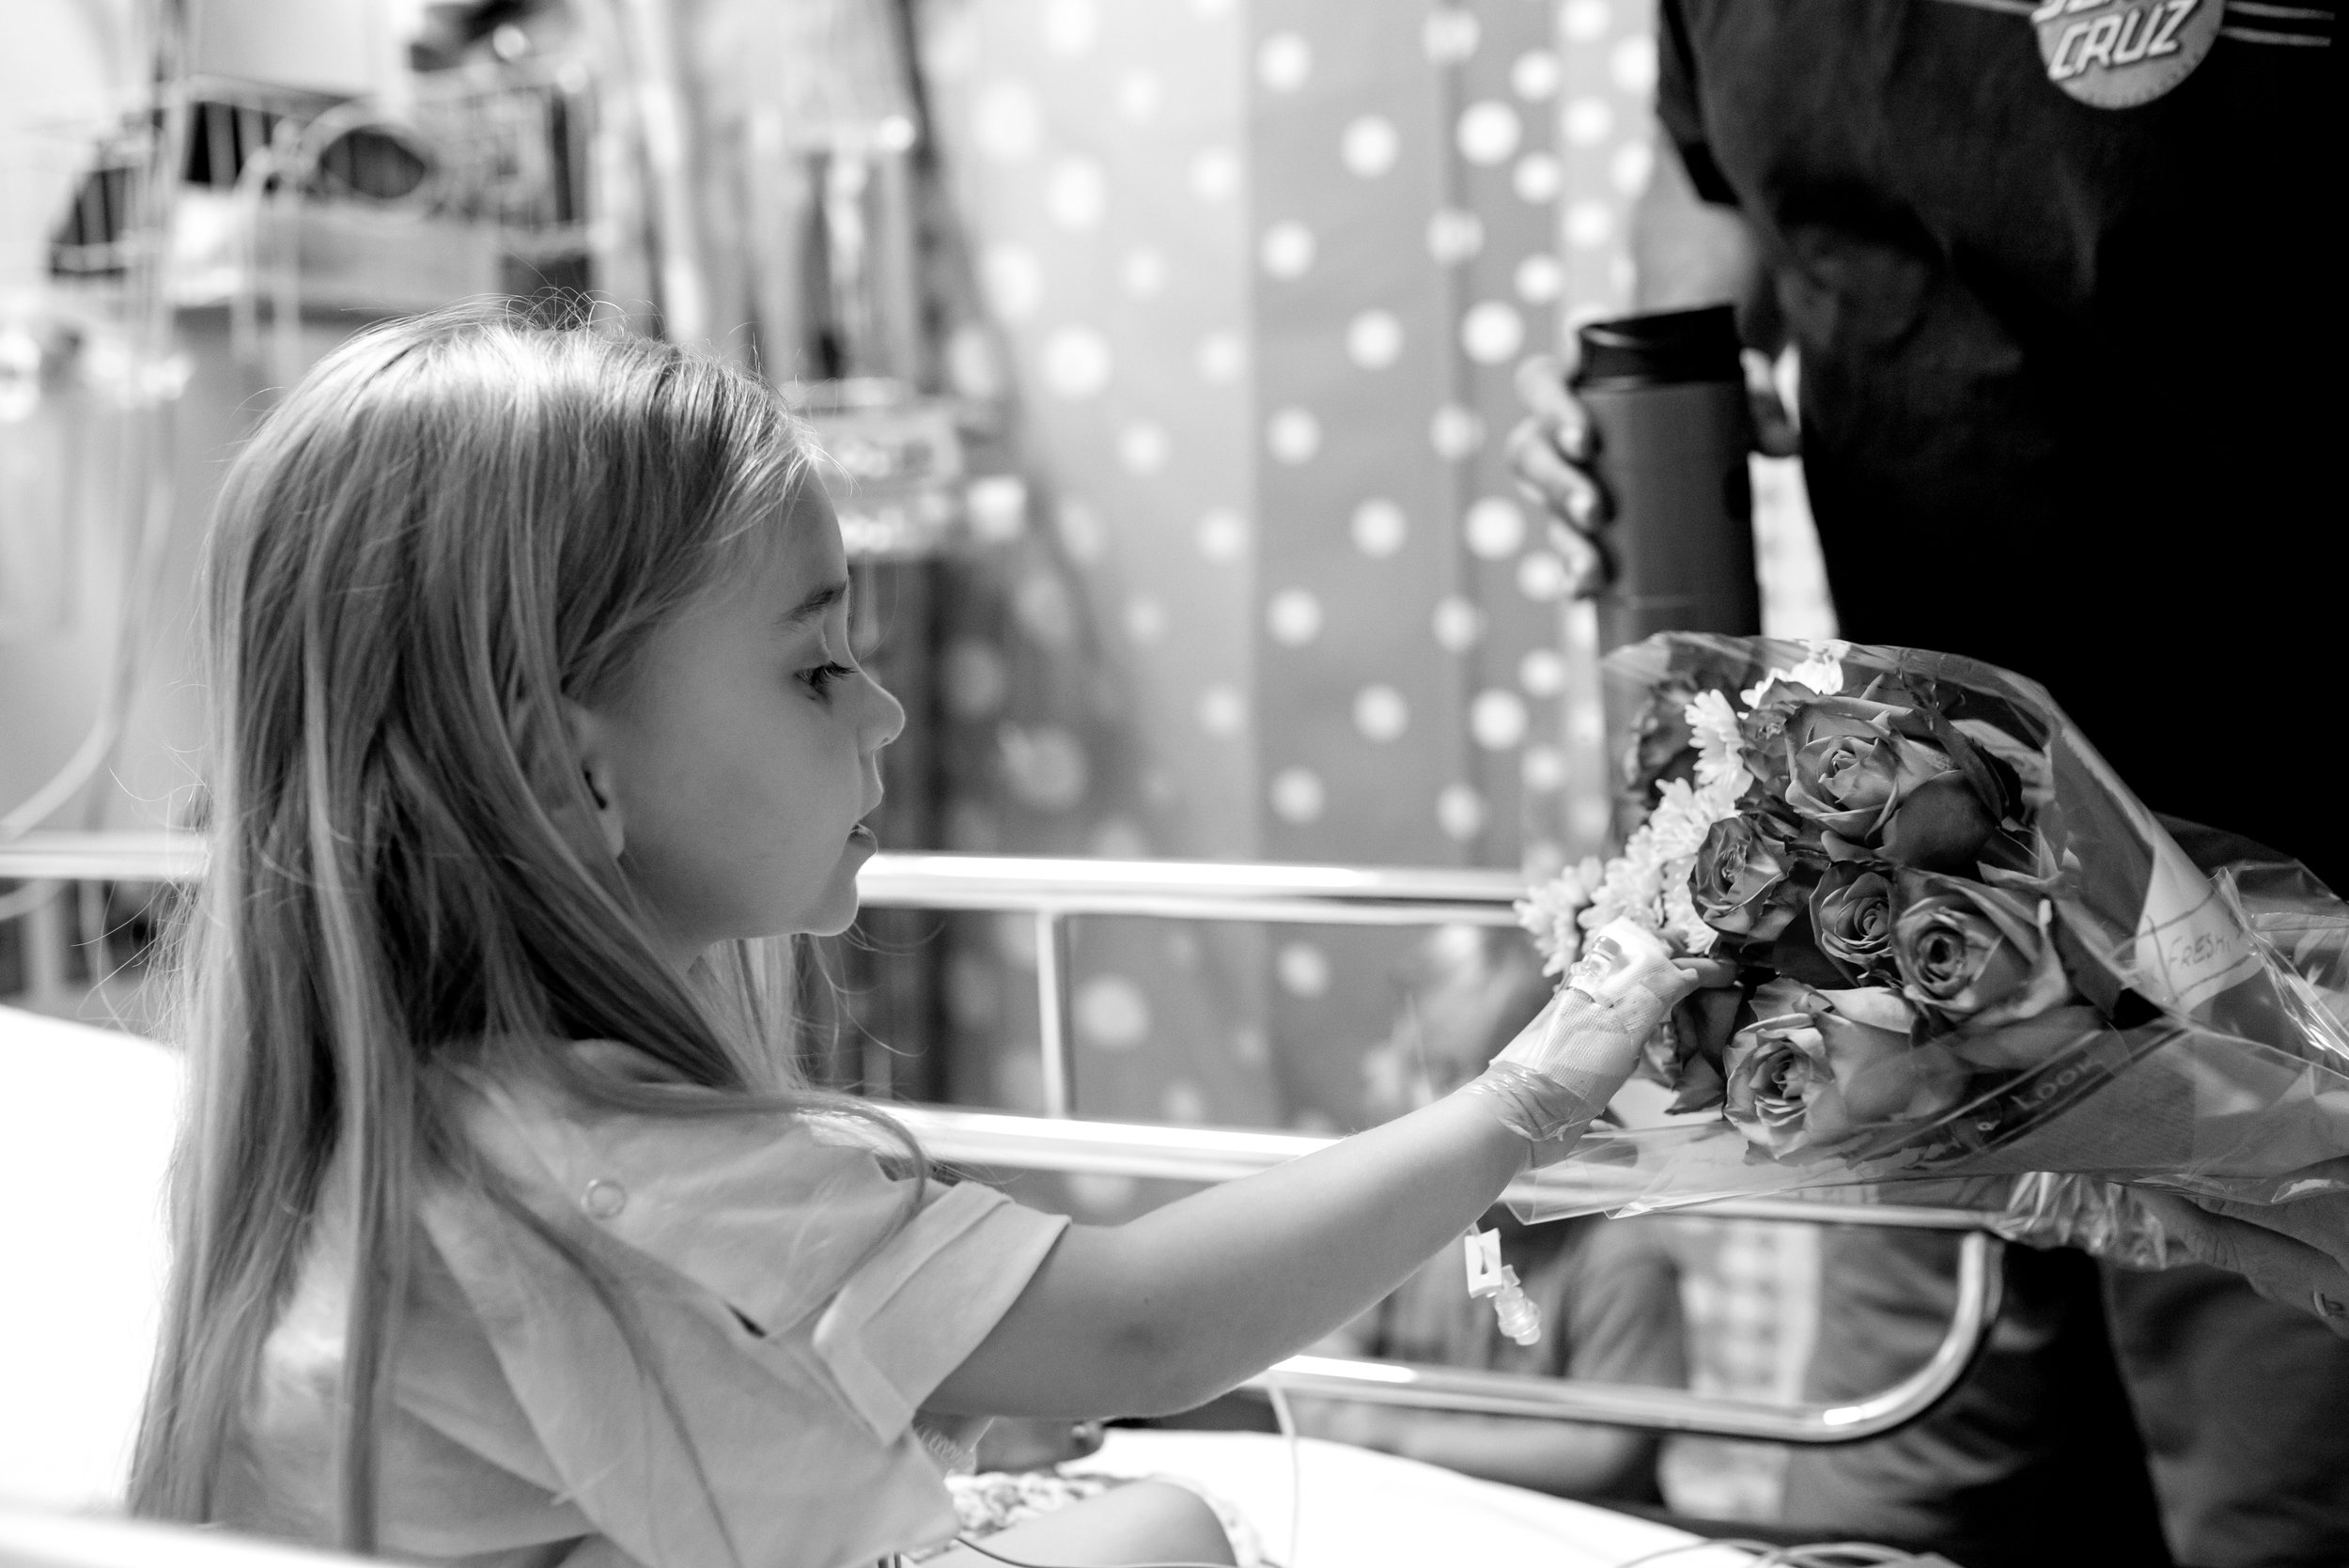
<box><xmin>861</xmin><ymin>669</ymin><xmax>907</xmax><ymax>752</ymax></box>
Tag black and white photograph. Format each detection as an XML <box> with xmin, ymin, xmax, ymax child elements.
<box><xmin>0</xmin><ymin>3</ymin><xmax>2339</xmax><ymax>1565</ymax></box>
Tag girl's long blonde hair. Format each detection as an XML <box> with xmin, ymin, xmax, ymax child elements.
<box><xmin>129</xmin><ymin>303</ymin><xmax>920</xmax><ymax>1547</ymax></box>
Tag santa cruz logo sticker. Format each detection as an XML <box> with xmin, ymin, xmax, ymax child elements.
<box><xmin>2032</xmin><ymin>0</ymin><xmax>2224</xmax><ymax>107</ymax></box>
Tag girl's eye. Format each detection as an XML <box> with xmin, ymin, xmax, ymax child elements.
<box><xmin>802</xmin><ymin>661</ymin><xmax>855</xmax><ymax>697</ymax></box>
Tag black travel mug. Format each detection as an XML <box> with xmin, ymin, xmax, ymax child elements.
<box><xmin>1571</xmin><ymin>304</ymin><xmax>1761</xmax><ymax>651</ymax></box>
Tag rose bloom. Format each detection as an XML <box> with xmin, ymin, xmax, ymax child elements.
<box><xmin>1812</xmin><ymin>862</ymin><xmax>1897</xmax><ymax>978</ymax></box>
<box><xmin>1691</xmin><ymin>815</ymin><xmax>1804</xmax><ymax>941</ymax></box>
<box><xmin>1640</xmin><ymin>986</ymin><xmax>1744</xmax><ymax>1113</ymax></box>
<box><xmin>1723</xmin><ymin>979</ymin><xmax>1967</xmax><ymax>1158</ymax></box>
<box><xmin>1890</xmin><ymin>871</ymin><xmax>2073</xmax><ymax>1034</ymax></box>
<box><xmin>1735</xmin><ymin>688</ymin><xmax>1809</xmax><ymax>800</ymax></box>
<box><xmin>1781</xmin><ymin>698</ymin><xmax>1998</xmax><ymax>871</ymax></box>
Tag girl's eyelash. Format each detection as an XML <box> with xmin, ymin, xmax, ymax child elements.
<box><xmin>804</xmin><ymin>661</ymin><xmax>855</xmax><ymax>695</ymax></box>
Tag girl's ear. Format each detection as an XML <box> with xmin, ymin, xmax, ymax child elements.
<box><xmin>559</xmin><ymin>700</ymin><xmax>628</xmax><ymax>861</ymax></box>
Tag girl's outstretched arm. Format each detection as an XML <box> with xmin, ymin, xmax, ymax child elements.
<box><xmin>926</xmin><ymin>939</ymin><xmax>1701</xmax><ymax>1427</ymax></box>
<box><xmin>926</xmin><ymin>930</ymin><xmax>1698</xmax><ymax>1421</ymax></box>
<box><xmin>926</xmin><ymin>1088</ymin><xmax>1535</xmax><ymax>1421</ymax></box>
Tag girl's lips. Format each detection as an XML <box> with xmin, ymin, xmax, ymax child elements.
<box><xmin>848</xmin><ymin>823</ymin><xmax>877</xmax><ymax>846</ymax></box>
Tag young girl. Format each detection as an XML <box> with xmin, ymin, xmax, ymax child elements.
<box><xmin>129</xmin><ymin>306</ymin><xmax>1690</xmax><ymax>1567</ymax></box>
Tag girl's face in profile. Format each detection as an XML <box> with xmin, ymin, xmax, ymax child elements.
<box><xmin>577</xmin><ymin>489</ymin><xmax>904</xmax><ymax>963</ymax></box>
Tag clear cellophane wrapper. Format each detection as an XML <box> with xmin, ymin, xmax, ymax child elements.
<box><xmin>1508</xmin><ymin>634</ymin><xmax>2349</xmax><ymax>1259</ymax></box>
<box><xmin>1470</xmin><ymin>922</ymin><xmax>1689</xmax><ymax>1149</ymax></box>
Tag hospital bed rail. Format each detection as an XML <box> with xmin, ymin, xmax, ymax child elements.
<box><xmin>0</xmin><ymin>830</ymin><xmax>2005</xmax><ymax>1445</ymax></box>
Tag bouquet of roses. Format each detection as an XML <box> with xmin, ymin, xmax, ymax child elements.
<box><xmin>1511</xmin><ymin>632</ymin><xmax>2349</xmax><ymax>1241</ymax></box>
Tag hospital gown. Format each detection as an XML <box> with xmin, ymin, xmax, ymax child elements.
<box><xmin>219</xmin><ymin>1044</ymin><xmax>1068</xmax><ymax>1568</ymax></box>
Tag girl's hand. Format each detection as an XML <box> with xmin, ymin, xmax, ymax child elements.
<box><xmin>2130</xmin><ymin>1185</ymin><xmax>2349</xmax><ymax>1340</ymax></box>
<box><xmin>1463</xmin><ymin>944</ymin><xmax>1702</xmax><ymax>1156</ymax></box>
<box><xmin>1675</xmin><ymin>956</ymin><xmax>1739</xmax><ymax>990</ymax></box>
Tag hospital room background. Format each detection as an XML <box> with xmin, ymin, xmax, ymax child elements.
<box><xmin>0</xmin><ymin>0</ymin><xmax>1861</xmax><ymax>1554</ymax></box>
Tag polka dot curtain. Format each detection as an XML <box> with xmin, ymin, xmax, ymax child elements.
<box><xmin>917</xmin><ymin>0</ymin><xmax>1657</xmax><ymax>1152</ymax></box>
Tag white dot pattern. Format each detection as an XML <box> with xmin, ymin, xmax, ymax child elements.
<box><xmin>1455</xmin><ymin>101</ymin><xmax>1522</xmax><ymax>165</ymax></box>
<box><xmin>1269</xmin><ymin>766</ymin><xmax>1326</xmax><ymax>822</ymax></box>
<box><xmin>1257</xmin><ymin>32</ymin><xmax>1313</xmax><ymax>91</ymax></box>
<box><xmin>929</xmin><ymin>0</ymin><xmax>1666</xmax><ymax>1152</ymax></box>
<box><xmin>1460</xmin><ymin>300</ymin><xmax>1525</xmax><ymax>363</ymax></box>
<box><xmin>1041</xmin><ymin>326</ymin><xmax>1112</xmax><ymax>398</ymax></box>
<box><xmin>1563</xmin><ymin>0</ymin><xmax>1612</xmax><ymax>42</ymax></box>
<box><xmin>1513</xmin><ymin>152</ymin><xmax>1563</xmax><ymax>204</ymax></box>
<box><xmin>1430</xmin><ymin>404</ymin><xmax>1485</xmax><ymax>458</ymax></box>
<box><xmin>1517</xmin><ymin>550</ymin><xmax>1571</xmax><ymax>600</ymax></box>
<box><xmin>1519</xmin><ymin>647</ymin><xmax>1568</xmax><ymax>695</ymax></box>
<box><xmin>1076</xmin><ymin>974</ymin><xmax>1151</xmax><ymax>1049</ymax></box>
<box><xmin>1118</xmin><ymin>70</ymin><xmax>1161</xmax><ymax>122</ymax></box>
<box><xmin>1190</xmin><ymin>147</ymin><xmax>1240</xmax><ymax>201</ymax></box>
<box><xmin>1042</xmin><ymin>0</ymin><xmax>1098</xmax><ymax>57</ymax></box>
<box><xmin>1564</xmin><ymin>199</ymin><xmax>1614</xmax><ymax>250</ymax></box>
<box><xmin>1426</xmin><ymin>209</ymin><xmax>1486</xmax><ymax>265</ymax></box>
<box><xmin>1346</xmin><ymin>309</ymin><xmax>1404</xmax><ymax>368</ymax></box>
<box><xmin>1121</xmin><ymin>594</ymin><xmax>1167</xmax><ymax>645</ymax></box>
<box><xmin>982</xmin><ymin>245</ymin><xmax>1044</xmax><ymax>321</ymax></box>
<box><xmin>1515</xmin><ymin>253</ymin><xmax>1565</xmax><ymax>303</ymax></box>
<box><xmin>1354</xmin><ymin>684</ymin><xmax>1410</xmax><ymax>741</ymax></box>
<box><xmin>1117</xmin><ymin>421</ymin><xmax>1170</xmax><ymax>474</ymax></box>
<box><xmin>1610</xmin><ymin>34</ymin><xmax>1657</xmax><ymax>94</ymax></box>
<box><xmin>944</xmin><ymin>639</ymin><xmax>1010</xmax><ymax>719</ymax></box>
<box><xmin>1610</xmin><ymin>139</ymin><xmax>1654</xmax><ymax>196</ymax></box>
<box><xmin>967</xmin><ymin>474</ymin><xmax>1028</xmax><ymax>542</ymax></box>
<box><xmin>1523</xmin><ymin>745</ymin><xmax>1569</xmax><ymax>792</ymax></box>
<box><xmin>1465</xmin><ymin>496</ymin><xmax>1527</xmax><ymax>558</ymax></box>
<box><xmin>1260</xmin><ymin>221</ymin><xmax>1316</xmax><ymax>279</ymax></box>
<box><xmin>1122</xmin><ymin>248</ymin><xmax>1169</xmax><ymax>298</ymax></box>
<box><xmin>1437</xmin><ymin>784</ymin><xmax>1488</xmax><ymax>842</ymax></box>
<box><xmin>1470</xmin><ymin>689</ymin><xmax>1530</xmax><ymax>750</ymax></box>
<box><xmin>1196</xmin><ymin>507</ymin><xmax>1249</xmax><ymax>563</ymax></box>
<box><xmin>1432</xmin><ymin>595</ymin><xmax>1485</xmax><ymax>651</ymax></box>
<box><xmin>1423</xmin><ymin>9</ymin><xmax>1482</xmax><ymax>64</ymax></box>
<box><xmin>1056</xmin><ymin>499</ymin><xmax>1105</xmax><ymax>562</ymax></box>
<box><xmin>1342</xmin><ymin>116</ymin><xmax>1401</xmax><ymax>178</ymax></box>
<box><xmin>1512</xmin><ymin>50</ymin><xmax>1563</xmax><ymax>100</ymax></box>
<box><xmin>1267</xmin><ymin>588</ymin><xmax>1323</xmax><ymax>644</ymax></box>
<box><xmin>1195</xmin><ymin>331</ymin><xmax>1247</xmax><ymax>382</ymax></box>
<box><xmin>1267</xmin><ymin>407</ymin><xmax>1321</xmax><ymax>464</ymax></box>
<box><xmin>1196</xmin><ymin>683</ymin><xmax>1246</xmax><ymax>737</ymax></box>
<box><xmin>1563</xmin><ymin>97</ymin><xmax>1615</xmax><ymax>147</ymax></box>
<box><xmin>973</xmin><ymin>82</ymin><xmax>1043</xmax><ymax>161</ymax></box>
<box><xmin>1002</xmin><ymin>723</ymin><xmax>1089</xmax><ymax>811</ymax></box>
<box><xmin>1350</xmin><ymin>498</ymin><xmax>1408</xmax><ymax>557</ymax></box>
<box><xmin>1159</xmin><ymin>1080</ymin><xmax>1210</xmax><ymax>1124</ymax></box>
<box><xmin>1047</xmin><ymin>158</ymin><xmax>1107</xmax><ymax>228</ymax></box>
<box><xmin>1278</xmin><ymin>942</ymin><xmax>1332</xmax><ymax>998</ymax></box>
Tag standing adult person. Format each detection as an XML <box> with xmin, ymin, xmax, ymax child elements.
<box><xmin>1510</xmin><ymin>5</ymin><xmax>2347</xmax><ymax>1565</ymax></box>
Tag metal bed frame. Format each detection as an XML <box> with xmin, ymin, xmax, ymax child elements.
<box><xmin>1</xmin><ymin>831</ymin><xmax>2003</xmax><ymax>1445</ymax></box>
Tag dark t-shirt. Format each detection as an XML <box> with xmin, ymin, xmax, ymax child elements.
<box><xmin>1368</xmin><ymin>1216</ymin><xmax>1687</xmax><ymax>1389</ymax></box>
<box><xmin>1783</xmin><ymin>1231</ymin><xmax>2172</xmax><ymax>1567</ymax></box>
<box><xmin>1657</xmin><ymin>8</ymin><xmax>2349</xmax><ymax>1562</ymax></box>
<box><xmin>1657</xmin><ymin>0</ymin><xmax>2342</xmax><ymax>886</ymax></box>
<box><xmin>1350</xmin><ymin>1216</ymin><xmax>1687</xmax><ymax>1503</ymax></box>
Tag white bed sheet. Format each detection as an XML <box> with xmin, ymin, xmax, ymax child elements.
<box><xmin>0</xmin><ymin>1005</ymin><xmax>180</xmax><ymax>1511</ymax></box>
<box><xmin>1085</xmin><ymin>1429</ymin><xmax>1754</xmax><ymax>1568</ymax></box>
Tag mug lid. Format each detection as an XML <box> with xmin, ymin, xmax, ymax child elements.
<box><xmin>1575</xmin><ymin>303</ymin><xmax>1741</xmax><ymax>388</ymax></box>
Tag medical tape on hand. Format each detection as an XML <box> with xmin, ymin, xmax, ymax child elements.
<box><xmin>1466</xmin><ymin>1060</ymin><xmax>1623</xmax><ymax>1144</ymax></box>
<box><xmin>1465</xmin><ymin>920</ymin><xmax>1683</xmax><ymax>1143</ymax></box>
